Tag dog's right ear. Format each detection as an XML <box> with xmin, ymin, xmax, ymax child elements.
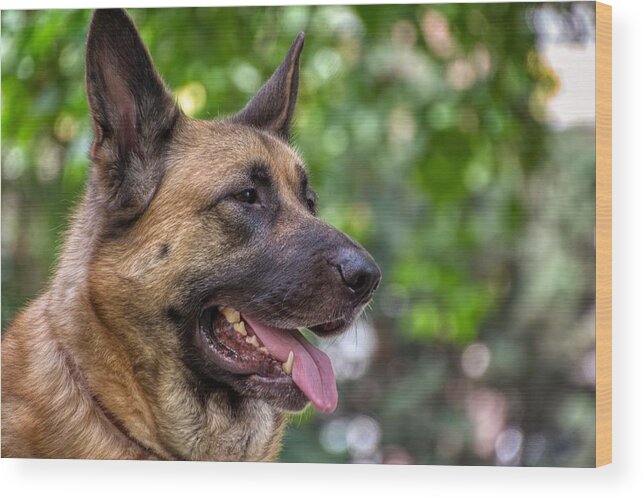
<box><xmin>85</xmin><ymin>9</ymin><xmax>179</xmax><ymax>218</ymax></box>
<box><xmin>231</xmin><ymin>33</ymin><xmax>305</xmax><ymax>141</ymax></box>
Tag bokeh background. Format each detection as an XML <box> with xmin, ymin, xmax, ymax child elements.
<box><xmin>1</xmin><ymin>3</ymin><xmax>596</xmax><ymax>466</ymax></box>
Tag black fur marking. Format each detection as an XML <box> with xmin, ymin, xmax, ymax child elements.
<box><xmin>166</xmin><ymin>306</ymin><xmax>184</xmax><ymax>326</ymax></box>
<box><xmin>249</xmin><ymin>161</ymin><xmax>273</xmax><ymax>187</ymax></box>
<box><xmin>298</xmin><ymin>165</ymin><xmax>309</xmax><ymax>191</ymax></box>
<box><xmin>158</xmin><ymin>244</ymin><xmax>170</xmax><ymax>259</ymax></box>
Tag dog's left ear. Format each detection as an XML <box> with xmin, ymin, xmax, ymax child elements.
<box><xmin>85</xmin><ymin>9</ymin><xmax>180</xmax><ymax>219</ymax></box>
<box><xmin>232</xmin><ymin>33</ymin><xmax>305</xmax><ymax>141</ymax></box>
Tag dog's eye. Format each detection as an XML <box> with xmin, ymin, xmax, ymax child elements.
<box><xmin>234</xmin><ymin>189</ymin><xmax>258</xmax><ymax>204</ymax></box>
<box><xmin>306</xmin><ymin>197</ymin><xmax>316</xmax><ymax>214</ymax></box>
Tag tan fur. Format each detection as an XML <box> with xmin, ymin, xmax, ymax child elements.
<box><xmin>1</xmin><ymin>120</ymin><xmax>301</xmax><ymax>461</ymax></box>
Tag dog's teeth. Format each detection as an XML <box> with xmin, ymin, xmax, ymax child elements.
<box><xmin>245</xmin><ymin>335</ymin><xmax>259</xmax><ymax>348</ymax></box>
<box><xmin>233</xmin><ymin>321</ymin><xmax>247</xmax><ymax>336</ymax></box>
<box><xmin>282</xmin><ymin>351</ymin><xmax>294</xmax><ymax>375</ymax></box>
<box><xmin>220</xmin><ymin>306</ymin><xmax>240</xmax><ymax>324</ymax></box>
<box><xmin>259</xmin><ymin>347</ymin><xmax>269</xmax><ymax>355</ymax></box>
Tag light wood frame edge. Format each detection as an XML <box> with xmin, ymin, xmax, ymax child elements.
<box><xmin>595</xmin><ymin>1</ymin><xmax>612</xmax><ymax>468</ymax></box>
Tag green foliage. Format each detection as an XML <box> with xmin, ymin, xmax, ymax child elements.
<box><xmin>1</xmin><ymin>4</ymin><xmax>596</xmax><ymax>466</ymax></box>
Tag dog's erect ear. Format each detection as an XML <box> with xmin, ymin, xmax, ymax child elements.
<box><xmin>232</xmin><ymin>33</ymin><xmax>305</xmax><ymax>141</ymax></box>
<box><xmin>86</xmin><ymin>9</ymin><xmax>179</xmax><ymax>217</ymax></box>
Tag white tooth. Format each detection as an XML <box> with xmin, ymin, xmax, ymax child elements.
<box><xmin>233</xmin><ymin>321</ymin><xmax>247</xmax><ymax>336</ymax></box>
<box><xmin>220</xmin><ymin>306</ymin><xmax>240</xmax><ymax>324</ymax></box>
<box><xmin>282</xmin><ymin>351</ymin><xmax>294</xmax><ymax>375</ymax></box>
<box><xmin>259</xmin><ymin>347</ymin><xmax>269</xmax><ymax>355</ymax></box>
<box><xmin>245</xmin><ymin>335</ymin><xmax>259</xmax><ymax>348</ymax></box>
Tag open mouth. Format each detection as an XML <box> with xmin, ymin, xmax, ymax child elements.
<box><xmin>196</xmin><ymin>305</ymin><xmax>345</xmax><ymax>413</ymax></box>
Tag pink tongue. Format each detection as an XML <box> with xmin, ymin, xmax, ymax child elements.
<box><xmin>243</xmin><ymin>316</ymin><xmax>338</xmax><ymax>413</ymax></box>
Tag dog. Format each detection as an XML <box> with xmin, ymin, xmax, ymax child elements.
<box><xmin>1</xmin><ymin>8</ymin><xmax>380</xmax><ymax>460</ymax></box>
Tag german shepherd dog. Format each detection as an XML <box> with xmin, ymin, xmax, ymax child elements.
<box><xmin>1</xmin><ymin>9</ymin><xmax>380</xmax><ymax>460</ymax></box>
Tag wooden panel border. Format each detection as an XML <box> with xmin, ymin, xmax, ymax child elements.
<box><xmin>595</xmin><ymin>1</ymin><xmax>612</xmax><ymax>468</ymax></box>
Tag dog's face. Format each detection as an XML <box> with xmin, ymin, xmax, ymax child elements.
<box><xmin>84</xmin><ymin>10</ymin><xmax>380</xmax><ymax>414</ymax></box>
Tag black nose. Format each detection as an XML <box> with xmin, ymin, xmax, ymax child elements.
<box><xmin>335</xmin><ymin>246</ymin><xmax>381</xmax><ymax>301</ymax></box>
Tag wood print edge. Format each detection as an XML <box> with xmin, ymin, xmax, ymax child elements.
<box><xmin>595</xmin><ymin>0</ymin><xmax>612</xmax><ymax>468</ymax></box>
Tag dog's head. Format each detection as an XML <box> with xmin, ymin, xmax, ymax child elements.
<box><xmin>84</xmin><ymin>9</ymin><xmax>380</xmax><ymax>414</ymax></box>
